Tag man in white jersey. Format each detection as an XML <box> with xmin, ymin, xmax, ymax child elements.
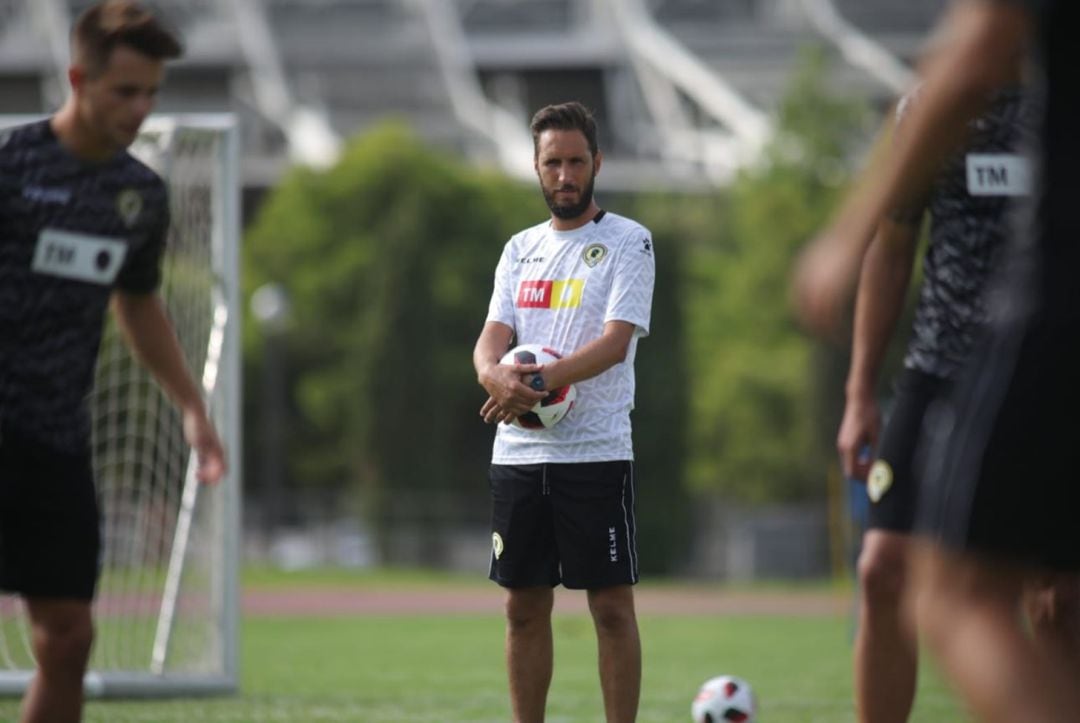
<box><xmin>473</xmin><ymin>101</ymin><xmax>655</xmax><ymax>723</ymax></box>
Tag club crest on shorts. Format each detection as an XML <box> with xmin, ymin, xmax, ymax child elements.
<box><xmin>867</xmin><ymin>460</ymin><xmax>893</xmax><ymax>503</ymax></box>
<box><xmin>492</xmin><ymin>532</ymin><xmax>504</xmax><ymax>560</ymax></box>
<box><xmin>116</xmin><ymin>189</ymin><xmax>142</xmax><ymax>228</ymax></box>
<box><xmin>582</xmin><ymin>243</ymin><xmax>607</xmax><ymax>268</ymax></box>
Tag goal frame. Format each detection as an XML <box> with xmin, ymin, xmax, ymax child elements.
<box><xmin>0</xmin><ymin>113</ymin><xmax>242</xmax><ymax>698</ymax></box>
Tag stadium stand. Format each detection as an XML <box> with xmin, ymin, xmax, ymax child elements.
<box><xmin>0</xmin><ymin>0</ymin><xmax>946</xmax><ymax>195</ymax></box>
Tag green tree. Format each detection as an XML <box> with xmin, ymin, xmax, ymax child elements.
<box><xmin>682</xmin><ymin>48</ymin><xmax>870</xmax><ymax>503</ymax></box>
<box><xmin>244</xmin><ymin>123</ymin><xmax>543</xmax><ymax>559</ymax></box>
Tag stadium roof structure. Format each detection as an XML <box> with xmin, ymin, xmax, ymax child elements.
<box><xmin>0</xmin><ymin>0</ymin><xmax>946</xmax><ymax>192</ymax></box>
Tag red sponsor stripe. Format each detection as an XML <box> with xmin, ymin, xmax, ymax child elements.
<box><xmin>517</xmin><ymin>280</ymin><xmax>553</xmax><ymax>308</ymax></box>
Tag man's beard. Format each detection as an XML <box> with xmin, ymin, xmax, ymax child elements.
<box><xmin>542</xmin><ymin>174</ymin><xmax>596</xmax><ymax>220</ymax></box>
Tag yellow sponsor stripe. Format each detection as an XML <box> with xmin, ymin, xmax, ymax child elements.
<box><xmin>550</xmin><ymin>279</ymin><xmax>584</xmax><ymax>308</ymax></box>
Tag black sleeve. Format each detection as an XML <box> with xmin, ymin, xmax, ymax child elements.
<box><xmin>115</xmin><ymin>198</ymin><xmax>169</xmax><ymax>294</ymax></box>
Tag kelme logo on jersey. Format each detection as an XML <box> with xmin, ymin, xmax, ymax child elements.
<box><xmin>583</xmin><ymin>243</ymin><xmax>607</xmax><ymax>267</ymax></box>
<box><xmin>116</xmin><ymin>189</ymin><xmax>142</xmax><ymax>228</ymax></box>
<box><xmin>516</xmin><ymin>279</ymin><xmax>584</xmax><ymax>309</ymax></box>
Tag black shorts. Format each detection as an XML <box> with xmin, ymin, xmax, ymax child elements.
<box><xmin>867</xmin><ymin>369</ymin><xmax>953</xmax><ymax>533</ymax></box>
<box><xmin>918</xmin><ymin>312</ymin><xmax>1080</xmax><ymax>572</ymax></box>
<box><xmin>0</xmin><ymin>428</ymin><xmax>101</xmax><ymax>600</ymax></box>
<box><xmin>488</xmin><ymin>461</ymin><xmax>638</xmax><ymax>590</ymax></box>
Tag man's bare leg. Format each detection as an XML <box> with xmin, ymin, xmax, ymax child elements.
<box><xmin>20</xmin><ymin>597</ymin><xmax>94</xmax><ymax>723</ymax></box>
<box><xmin>855</xmin><ymin>530</ymin><xmax>917</xmax><ymax>723</ymax></box>
<box><xmin>587</xmin><ymin>585</ymin><xmax>640</xmax><ymax>723</ymax></box>
<box><xmin>505</xmin><ymin>586</ymin><xmax>555</xmax><ymax>723</ymax></box>
<box><xmin>913</xmin><ymin>543</ymin><xmax>1080</xmax><ymax>723</ymax></box>
<box><xmin>1026</xmin><ymin>573</ymin><xmax>1080</xmax><ymax>676</ymax></box>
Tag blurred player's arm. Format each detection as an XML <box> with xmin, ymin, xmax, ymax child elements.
<box><xmin>839</xmin><ymin>91</ymin><xmax>928</xmax><ymax>480</ymax></box>
<box><xmin>474</xmin><ymin>320</ymin><xmax>546</xmax><ymax>424</ymax></box>
<box><xmin>794</xmin><ymin>0</ymin><xmax>1031</xmax><ymax>337</ymax></box>
<box><xmin>111</xmin><ymin>290</ymin><xmax>226</xmax><ymax>483</ymax></box>
<box><xmin>839</xmin><ymin>218</ymin><xmax>922</xmax><ymax>480</ymax></box>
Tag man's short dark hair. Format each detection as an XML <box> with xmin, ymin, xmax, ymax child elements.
<box><xmin>72</xmin><ymin>0</ymin><xmax>183</xmax><ymax>77</ymax></box>
<box><xmin>530</xmin><ymin>102</ymin><xmax>599</xmax><ymax>158</ymax></box>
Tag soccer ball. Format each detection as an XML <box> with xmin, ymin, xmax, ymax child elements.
<box><xmin>691</xmin><ymin>675</ymin><xmax>757</xmax><ymax>723</ymax></box>
<box><xmin>499</xmin><ymin>344</ymin><xmax>577</xmax><ymax>429</ymax></box>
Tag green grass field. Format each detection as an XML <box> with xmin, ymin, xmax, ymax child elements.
<box><xmin>0</xmin><ymin>571</ymin><xmax>969</xmax><ymax>722</ymax></box>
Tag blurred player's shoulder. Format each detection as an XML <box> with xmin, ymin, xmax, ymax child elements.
<box><xmin>0</xmin><ymin>119</ymin><xmax>51</xmax><ymax>160</ymax></box>
<box><xmin>120</xmin><ymin>147</ymin><xmax>167</xmax><ymax>186</ymax></box>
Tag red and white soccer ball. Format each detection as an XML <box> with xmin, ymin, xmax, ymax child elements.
<box><xmin>499</xmin><ymin>344</ymin><xmax>577</xmax><ymax>430</ymax></box>
<box><xmin>691</xmin><ymin>675</ymin><xmax>757</xmax><ymax>723</ymax></box>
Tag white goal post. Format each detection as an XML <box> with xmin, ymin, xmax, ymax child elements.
<box><xmin>0</xmin><ymin>114</ymin><xmax>242</xmax><ymax>698</ymax></box>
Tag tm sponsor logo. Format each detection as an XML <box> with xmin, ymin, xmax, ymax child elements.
<box><xmin>516</xmin><ymin>278</ymin><xmax>584</xmax><ymax>309</ymax></box>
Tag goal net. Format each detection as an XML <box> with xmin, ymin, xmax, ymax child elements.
<box><xmin>0</xmin><ymin>115</ymin><xmax>241</xmax><ymax>697</ymax></box>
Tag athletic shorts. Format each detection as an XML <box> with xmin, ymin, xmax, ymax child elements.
<box><xmin>867</xmin><ymin>369</ymin><xmax>952</xmax><ymax>532</ymax></box>
<box><xmin>0</xmin><ymin>427</ymin><xmax>101</xmax><ymax>600</ymax></box>
<box><xmin>917</xmin><ymin>311</ymin><xmax>1080</xmax><ymax>572</ymax></box>
<box><xmin>488</xmin><ymin>461</ymin><xmax>638</xmax><ymax>590</ymax></box>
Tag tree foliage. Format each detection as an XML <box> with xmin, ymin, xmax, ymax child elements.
<box><xmin>680</xmin><ymin>49</ymin><xmax>870</xmax><ymax>502</ymax></box>
<box><xmin>245</xmin><ymin>124</ymin><xmax>543</xmax><ymax>556</ymax></box>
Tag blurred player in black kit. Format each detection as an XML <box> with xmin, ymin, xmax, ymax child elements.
<box><xmin>796</xmin><ymin>0</ymin><xmax>1080</xmax><ymax>720</ymax></box>
<box><xmin>839</xmin><ymin>84</ymin><xmax>1039</xmax><ymax>723</ymax></box>
<box><xmin>0</xmin><ymin>3</ymin><xmax>225</xmax><ymax>721</ymax></box>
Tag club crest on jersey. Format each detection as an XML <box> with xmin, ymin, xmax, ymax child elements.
<box><xmin>116</xmin><ymin>189</ymin><xmax>142</xmax><ymax>228</ymax></box>
<box><xmin>582</xmin><ymin>243</ymin><xmax>607</xmax><ymax>268</ymax></box>
<box><xmin>867</xmin><ymin>460</ymin><xmax>893</xmax><ymax>503</ymax></box>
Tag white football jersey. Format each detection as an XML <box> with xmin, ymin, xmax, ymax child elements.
<box><xmin>486</xmin><ymin>210</ymin><xmax>655</xmax><ymax>463</ymax></box>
